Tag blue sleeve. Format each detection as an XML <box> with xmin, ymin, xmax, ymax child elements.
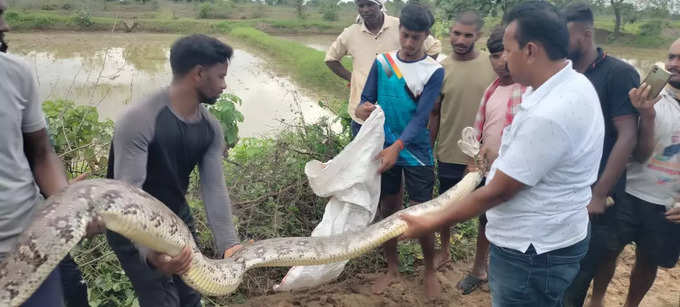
<box><xmin>359</xmin><ymin>61</ymin><xmax>379</xmax><ymax>106</ymax></box>
<box><xmin>399</xmin><ymin>67</ymin><xmax>444</xmax><ymax>145</ymax></box>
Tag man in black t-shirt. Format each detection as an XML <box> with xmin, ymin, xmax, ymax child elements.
<box><xmin>562</xmin><ymin>4</ymin><xmax>640</xmax><ymax>307</ymax></box>
<box><xmin>106</xmin><ymin>35</ymin><xmax>243</xmax><ymax>307</ymax></box>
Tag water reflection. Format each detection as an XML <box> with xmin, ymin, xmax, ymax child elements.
<box><xmin>7</xmin><ymin>32</ymin><xmax>336</xmax><ymax>138</ymax></box>
<box><xmin>276</xmin><ymin>34</ymin><xmax>336</xmax><ymax>52</ymax></box>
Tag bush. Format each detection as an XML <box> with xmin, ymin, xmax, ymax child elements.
<box><xmin>197</xmin><ymin>2</ymin><xmax>233</xmax><ymax>19</ymax></box>
<box><xmin>41</xmin><ymin>3</ymin><xmax>59</xmax><ymax>10</ymax></box>
<box><xmin>206</xmin><ymin>93</ymin><xmax>245</xmax><ymax>150</ymax></box>
<box><xmin>44</xmin><ymin>96</ymin><xmax>479</xmax><ymax>304</ymax></box>
<box><xmin>634</xmin><ymin>19</ymin><xmax>669</xmax><ymax>47</ymax></box>
<box><xmin>639</xmin><ymin>19</ymin><xmax>666</xmax><ymax>37</ymax></box>
<box><xmin>73</xmin><ymin>9</ymin><xmax>94</xmax><ymax>29</ymax></box>
<box><xmin>321</xmin><ymin>5</ymin><xmax>338</xmax><ymax>21</ymax></box>
<box><xmin>71</xmin><ymin>236</ymin><xmax>136</xmax><ymax>307</ymax></box>
<box><xmin>198</xmin><ymin>3</ymin><xmax>211</xmax><ymax>19</ymax></box>
<box><xmin>28</xmin><ymin>14</ymin><xmax>59</xmax><ymax>29</ymax></box>
<box><xmin>4</xmin><ymin>11</ymin><xmax>19</xmax><ymax>21</ymax></box>
<box><xmin>249</xmin><ymin>4</ymin><xmax>267</xmax><ymax>19</ymax></box>
<box><xmin>43</xmin><ymin>100</ymin><xmax>113</xmax><ymax>178</ymax></box>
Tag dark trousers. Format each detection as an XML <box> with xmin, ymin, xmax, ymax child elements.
<box><xmin>489</xmin><ymin>234</ymin><xmax>590</xmax><ymax>307</ymax></box>
<box><xmin>437</xmin><ymin>161</ymin><xmax>467</xmax><ymax>193</ymax></box>
<box><xmin>106</xmin><ymin>231</ymin><xmax>202</xmax><ymax>307</ymax></box>
<box><xmin>350</xmin><ymin>120</ymin><xmax>362</xmax><ymax>139</ymax></box>
<box><xmin>58</xmin><ymin>254</ymin><xmax>90</xmax><ymax>307</ymax></box>
<box><xmin>21</xmin><ymin>268</ymin><xmax>65</xmax><ymax>307</ymax></box>
<box><xmin>564</xmin><ymin>194</ymin><xmax>625</xmax><ymax>307</ymax></box>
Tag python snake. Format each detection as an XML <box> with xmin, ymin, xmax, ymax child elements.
<box><xmin>0</xmin><ymin>128</ymin><xmax>483</xmax><ymax>306</ymax></box>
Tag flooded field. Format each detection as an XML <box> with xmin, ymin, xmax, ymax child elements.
<box><xmin>6</xmin><ymin>32</ymin><xmax>336</xmax><ymax>138</ymax></box>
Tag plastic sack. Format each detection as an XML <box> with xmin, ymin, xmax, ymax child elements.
<box><xmin>273</xmin><ymin>107</ymin><xmax>385</xmax><ymax>291</ymax></box>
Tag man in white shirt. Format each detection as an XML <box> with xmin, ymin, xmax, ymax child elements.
<box><xmin>596</xmin><ymin>39</ymin><xmax>680</xmax><ymax>307</ymax></box>
<box><xmin>400</xmin><ymin>2</ymin><xmax>604</xmax><ymax>306</ymax></box>
<box><xmin>324</xmin><ymin>0</ymin><xmax>440</xmax><ymax>137</ymax></box>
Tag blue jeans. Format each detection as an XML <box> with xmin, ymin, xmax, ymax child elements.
<box><xmin>489</xmin><ymin>234</ymin><xmax>590</xmax><ymax>307</ymax></box>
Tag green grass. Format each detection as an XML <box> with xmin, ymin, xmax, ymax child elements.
<box><xmin>5</xmin><ymin>8</ymin><xmax>350</xmax><ymax>34</ymax></box>
<box><xmin>229</xmin><ymin>27</ymin><xmax>351</xmax><ymax>113</ymax></box>
<box><xmin>7</xmin><ymin>0</ymin><xmax>355</xmax><ymax>34</ymax></box>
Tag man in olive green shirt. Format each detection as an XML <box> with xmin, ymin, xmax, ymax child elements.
<box><xmin>428</xmin><ymin>10</ymin><xmax>496</xmax><ymax>275</ymax></box>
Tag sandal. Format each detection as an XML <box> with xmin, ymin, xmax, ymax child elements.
<box><xmin>456</xmin><ymin>274</ymin><xmax>487</xmax><ymax>295</ymax></box>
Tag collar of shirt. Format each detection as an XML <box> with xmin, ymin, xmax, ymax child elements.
<box><xmin>360</xmin><ymin>13</ymin><xmax>393</xmax><ymax>38</ymax></box>
<box><xmin>665</xmin><ymin>85</ymin><xmax>680</xmax><ymax>103</ymax></box>
<box><xmin>520</xmin><ymin>60</ymin><xmax>574</xmax><ymax>110</ymax></box>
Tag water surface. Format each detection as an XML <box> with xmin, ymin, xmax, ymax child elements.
<box><xmin>7</xmin><ymin>32</ymin><xmax>335</xmax><ymax>138</ymax></box>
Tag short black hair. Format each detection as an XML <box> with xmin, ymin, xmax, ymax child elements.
<box><xmin>455</xmin><ymin>10</ymin><xmax>484</xmax><ymax>31</ymax></box>
<box><xmin>400</xmin><ymin>4</ymin><xmax>434</xmax><ymax>32</ymax></box>
<box><xmin>487</xmin><ymin>26</ymin><xmax>505</xmax><ymax>53</ymax></box>
<box><xmin>503</xmin><ymin>1</ymin><xmax>568</xmax><ymax>61</ymax></box>
<box><xmin>562</xmin><ymin>2</ymin><xmax>594</xmax><ymax>26</ymax></box>
<box><xmin>170</xmin><ymin>34</ymin><xmax>233</xmax><ymax>77</ymax></box>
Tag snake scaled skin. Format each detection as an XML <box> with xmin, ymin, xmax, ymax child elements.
<box><xmin>0</xmin><ymin>128</ymin><xmax>483</xmax><ymax>307</ymax></box>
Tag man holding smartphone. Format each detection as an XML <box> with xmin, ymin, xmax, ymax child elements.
<box><xmin>606</xmin><ymin>38</ymin><xmax>680</xmax><ymax>307</ymax></box>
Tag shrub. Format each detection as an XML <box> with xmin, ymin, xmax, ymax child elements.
<box><xmin>206</xmin><ymin>93</ymin><xmax>245</xmax><ymax>150</ymax></box>
<box><xmin>73</xmin><ymin>9</ymin><xmax>94</xmax><ymax>29</ymax></box>
<box><xmin>4</xmin><ymin>11</ymin><xmax>19</xmax><ymax>21</ymax></box>
<box><xmin>41</xmin><ymin>3</ymin><xmax>59</xmax><ymax>10</ymax></box>
<box><xmin>43</xmin><ymin>100</ymin><xmax>113</xmax><ymax>178</ymax></box>
<box><xmin>46</xmin><ymin>99</ymin><xmax>477</xmax><ymax>304</ymax></box>
<box><xmin>639</xmin><ymin>19</ymin><xmax>665</xmax><ymax>37</ymax></box>
<box><xmin>198</xmin><ymin>2</ymin><xmax>211</xmax><ymax>19</ymax></box>
<box><xmin>321</xmin><ymin>5</ymin><xmax>338</xmax><ymax>21</ymax></box>
<box><xmin>197</xmin><ymin>2</ymin><xmax>233</xmax><ymax>19</ymax></box>
<box><xmin>634</xmin><ymin>19</ymin><xmax>669</xmax><ymax>48</ymax></box>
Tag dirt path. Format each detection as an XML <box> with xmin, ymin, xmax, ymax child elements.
<box><xmin>236</xmin><ymin>246</ymin><xmax>679</xmax><ymax>307</ymax></box>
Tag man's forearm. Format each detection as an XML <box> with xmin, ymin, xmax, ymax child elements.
<box><xmin>593</xmin><ymin>133</ymin><xmax>637</xmax><ymax>197</ymax></box>
<box><xmin>633</xmin><ymin>114</ymin><xmax>656</xmax><ymax>162</ymax></box>
<box><xmin>432</xmin><ymin>171</ymin><xmax>522</xmax><ymax>231</ymax></box>
<box><xmin>33</xmin><ymin>150</ymin><xmax>68</xmax><ymax>197</ymax></box>
<box><xmin>325</xmin><ymin>60</ymin><xmax>351</xmax><ymax>82</ymax></box>
<box><xmin>24</xmin><ymin>130</ymin><xmax>68</xmax><ymax>197</ymax></box>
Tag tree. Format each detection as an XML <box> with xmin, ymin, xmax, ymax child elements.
<box><xmin>435</xmin><ymin>0</ymin><xmax>525</xmax><ymax>19</ymax></box>
<box><xmin>610</xmin><ymin>0</ymin><xmax>638</xmax><ymax>38</ymax></box>
<box><xmin>386</xmin><ymin>0</ymin><xmax>407</xmax><ymax>16</ymax></box>
<box><xmin>295</xmin><ymin>0</ymin><xmax>305</xmax><ymax>19</ymax></box>
<box><xmin>611</xmin><ymin>0</ymin><xmax>627</xmax><ymax>38</ymax></box>
<box><xmin>435</xmin><ymin>0</ymin><xmax>578</xmax><ymax>20</ymax></box>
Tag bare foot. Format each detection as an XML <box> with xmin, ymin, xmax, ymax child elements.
<box><xmin>372</xmin><ymin>272</ymin><xmax>400</xmax><ymax>295</ymax></box>
<box><xmin>423</xmin><ymin>270</ymin><xmax>441</xmax><ymax>299</ymax></box>
<box><xmin>434</xmin><ymin>249</ymin><xmax>451</xmax><ymax>269</ymax></box>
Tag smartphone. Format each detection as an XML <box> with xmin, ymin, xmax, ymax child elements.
<box><xmin>643</xmin><ymin>65</ymin><xmax>671</xmax><ymax>99</ymax></box>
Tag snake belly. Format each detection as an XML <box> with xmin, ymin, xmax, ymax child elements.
<box><xmin>0</xmin><ymin>171</ymin><xmax>481</xmax><ymax>306</ymax></box>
